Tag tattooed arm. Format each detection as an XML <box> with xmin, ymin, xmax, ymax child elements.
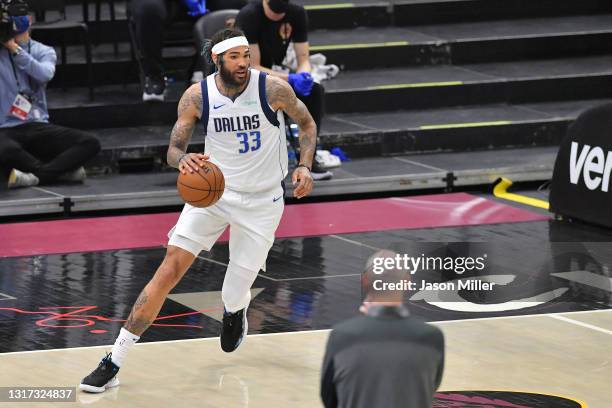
<box><xmin>167</xmin><ymin>83</ymin><xmax>209</xmax><ymax>174</ymax></box>
<box><xmin>266</xmin><ymin>75</ymin><xmax>316</xmax><ymax>198</ymax></box>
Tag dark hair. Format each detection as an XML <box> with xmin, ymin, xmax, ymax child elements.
<box><xmin>201</xmin><ymin>28</ymin><xmax>246</xmax><ymax>69</ymax></box>
<box><xmin>0</xmin><ymin>0</ymin><xmax>29</xmax><ymax>42</ymax></box>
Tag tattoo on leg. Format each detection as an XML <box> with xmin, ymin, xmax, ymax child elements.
<box><xmin>133</xmin><ymin>290</ymin><xmax>148</xmax><ymax>310</ymax></box>
<box><xmin>124</xmin><ymin>315</ymin><xmax>152</xmax><ymax>335</ymax></box>
<box><xmin>124</xmin><ymin>290</ymin><xmax>152</xmax><ymax>335</ymax></box>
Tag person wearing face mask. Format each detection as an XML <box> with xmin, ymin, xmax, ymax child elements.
<box><xmin>0</xmin><ymin>7</ymin><xmax>100</xmax><ymax>189</ymax></box>
<box><xmin>235</xmin><ymin>0</ymin><xmax>333</xmax><ymax>180</ymax></box>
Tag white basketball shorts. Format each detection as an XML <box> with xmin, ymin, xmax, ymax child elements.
<box><xmin>167</xmin><ymin>183</ymin><xmax>285</xmax><ymax>271</ymax></box>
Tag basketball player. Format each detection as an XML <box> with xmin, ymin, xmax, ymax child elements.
<box><xmin>79</xmin><ymin>28</ymin><xmax>316</xmax><ymax>393</ymax></box>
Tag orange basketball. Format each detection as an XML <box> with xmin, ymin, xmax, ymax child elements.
<box><xmin>176</xmin><ymin>161</ymin><xmax>225</xmax><ymax>208</ymax></box>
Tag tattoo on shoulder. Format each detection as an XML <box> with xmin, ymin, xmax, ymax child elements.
<box><xmin>189</xmin><ymin>85</ymin><xmax>203</xmax><ymax>115</ymax></box>
<box><xmin>178</xmin><ymin>84</ymin><xmax>203</xmax><ymax>117</ymax></box>
<box><xmin>266</xmin><ymin>76</ymin><xmax>295</xmax><ymax>109</ymax></box>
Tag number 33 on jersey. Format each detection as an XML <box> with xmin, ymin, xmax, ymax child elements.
<box><xmin>201</xmin><ymin>69</ymin><xmax>289</xmax><ymax>193</ymax></box>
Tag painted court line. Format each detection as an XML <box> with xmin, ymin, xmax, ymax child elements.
<box><xmin>330</xmin><ymin>234</ymin><xmax>382</xmax><ymax>251</ymax></box>
<box><xmin>427</xmin><ymin>308</ymin><xmax>612</xmax><ymax>325</ymax></box>
<box><xmin>259</xmin><ymin>273</ymin><xmax>362</xmax><ymax>282</ymax></box>
<box><xmin>304</xmin><ymin>3</ymin><xmax>354</xmax><ymax>11</ymax></box>
<box><xmin>310</xmin><ymin>41</ymin><xmax>409</xmax><ymax>52</ymax></box>
<box><xmin>0</xmin><ymin>293</ymin><xmax>16</xmax><ymax>301</ymax></box>
<box><xmin>257</xmin><ymin>272</ymin><xmax>360</xmax><ymax>282</ymax></box>
<box><xmin>32</xmin><ymin>186</ymin><xmax>65</xmax><ymax>198</ymax></box>
<box><xmin>196</xmin><ymin>255</ymin><xmax>228</xmax><ymax>268</ymax></box>
<box><xmin>367</xmin><ymin>81</ymin><xmax>463</xmax><ymax>90</ymax></box>
<box><xmin>2</xmin><ymin>309</ymin><xmax>611</xmax><ymax>357</ymax></box>
<box><xmin>549</xmin><ymin>314</ymin><xmax>612</xmax><ymax>336</ymax></box>
<box><xmin>0</xmin><ymin>329</ymin><xmax>332</xmax><ymax>356</ymax></box>
<box><xmin>393</xmin><ymin>157</ymin><xmax>447</xmax><ymax>172</ymax></box>
<box><xmin>330</xmin><ymin>115</ymin><xmax>376</xmax><ymax>131</ymax></box>
<box><xmin>420</xmin><ymin>120</ymin><xmax>513</xmax><ymax>130</ymax></box>
<box><xmin>195</xmin><ymin>254</ymin><xmax>358</xmax><ymax>282</ymax></box>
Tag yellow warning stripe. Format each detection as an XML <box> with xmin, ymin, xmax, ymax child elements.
<box><xmin>420</xmin><ymin>120</ymin><xmax>512</xmax><ymax>130</ymax></box>
<box><xmin>367</xmin><ymin>81</ymin><xmax>463</xmax><ymax>90</ymax></box>
<box><xmin>310</xmin><ymin>41</ymin><xmax>409</xmax><ymax>51</ymax></box>
<box><xmin>304</xmin><ymin>3</ymin><xmax>355</xmax><ymax>10</ymax></box>
<box><xmin>493</xmin><ymin>177</ymin><xmax>550</xmax><ymax>210</ymax></box>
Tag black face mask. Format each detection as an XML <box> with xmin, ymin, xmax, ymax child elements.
<box><xmin>268</xmin><ymin>0</ymin><xmax>288</xmax><ymax>14</ymax></box>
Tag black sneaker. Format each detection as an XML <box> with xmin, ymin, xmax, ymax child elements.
<box><xmin>311</xmin><ymin>159</ymin><xmax>333</xmax><ymax>180</ymax></box>
<box><xmin>79</xmin><ymin>353</ymin><xmax>120</xmax><ymax>393</ymax></box>
<box><xmin>142</xmin><ymin>76</ymin><xmax>165</xmax><ymax>102</ymax></box>
<box><xmin>220</xmin><ymin>307</ymin><xmax>248</xmax><ymax>352</ymax></box>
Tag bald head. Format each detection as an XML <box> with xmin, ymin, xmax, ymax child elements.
<box><xmin>362</xmin><ymin>250</ymin><xmax>409</xmax><ymax>302</ymax></box>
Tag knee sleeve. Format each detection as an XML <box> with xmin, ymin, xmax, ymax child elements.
<box><xmin>221</xmin><ymin>261</ymin><xmax>259</xmax><ymax>313</ymax></box>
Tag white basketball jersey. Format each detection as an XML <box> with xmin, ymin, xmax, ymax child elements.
<box><xmin>201</xmin><ymin>68</ymin><xmax>288</xmax><ymax>193</ymax></box>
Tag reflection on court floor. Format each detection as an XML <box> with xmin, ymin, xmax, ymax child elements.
<box><xmin>0</xmin><ymin>310</ymin><xmax>608</xmax><ymax>407</ymax></box>
<box><xmin>1</xmin><ymin>195</ymin><xmax>611</xmax><ymax>407</ymax></box>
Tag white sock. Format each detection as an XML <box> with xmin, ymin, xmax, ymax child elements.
<box><xmin>110</xmin><ymin>327</ymin><xmax>140</xmax><ymax>367</ymax></box>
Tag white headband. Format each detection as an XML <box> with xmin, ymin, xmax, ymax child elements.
<box><xmin>211</xmin><ymin>36</ymin><xmax>249</xmax><ymax>55</ymax></box>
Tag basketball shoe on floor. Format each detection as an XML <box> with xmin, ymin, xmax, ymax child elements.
<box><xmin>311</xmin><ymin>160</ymin><xmax>333</xmax><ymax>181</ymax></box>
<box><xmin>142</xmin><ymin>76</ymin><xmax>165</xmax><ymax>102</ymax></box>
<box><xmin>7</xmin><ymin>169</ymin><xmax>39</xmax><ymax>189</ymax></box>
<box><xmin>220</xmin><ymin>307</ymin><xmax>248</xmax><ymax>352</ymax></box>
<box><xmin>79</xmin><ymin>353</ymin><xmax>120</xmax><ymax>393</ymax></box>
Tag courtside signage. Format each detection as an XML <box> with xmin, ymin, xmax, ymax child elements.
<box><xmin>550</xmin><ymin>103</ymin><xmax>612</xmax><ymax>227</ymax></box>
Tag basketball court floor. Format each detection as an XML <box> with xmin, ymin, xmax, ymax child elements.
<box><xmin>1</xmin><ymin>192</ymin><xmax>610</xmax><ymax>407</ymax></box>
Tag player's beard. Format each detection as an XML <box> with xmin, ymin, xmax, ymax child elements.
<box><xmin>219</xmin><ymin>60</ymin><xmax>248</xmax><ymax>89</ymax></box>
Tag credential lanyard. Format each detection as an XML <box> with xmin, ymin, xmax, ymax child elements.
<box><xmin>8</xmin><ymin>40</ymin><xmax>34</xmax><ymax>95</ymax></box>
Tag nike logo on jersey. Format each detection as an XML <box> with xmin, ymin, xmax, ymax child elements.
<box><xmin>213</xmin><ymin>104</ymin><xmax>225</xmax><ymax>109</ymax></box>
<box><xmin>273</xmin><ymin>196</ymin><xmax>282</xmax><ymax>202</ymax></box>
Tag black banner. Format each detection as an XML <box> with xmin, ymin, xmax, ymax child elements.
<box><xmin>550</xmin><ymin>103</ymin><xmax>612</xmax><ymax>228</ymax></box>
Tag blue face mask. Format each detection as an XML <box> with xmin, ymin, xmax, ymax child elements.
<box><xmin>11</xmin><ymin>15</ymin><xmax>31</xmax><ymax>34</ymax></box>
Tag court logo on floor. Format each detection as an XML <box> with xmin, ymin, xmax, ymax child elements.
<box><xmin>434</xmin><ymin>391</ymin><xmax>587</xmax><ymax>407</ymax></box>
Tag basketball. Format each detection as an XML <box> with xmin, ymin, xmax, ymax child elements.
<box><xmin>176</xmin><ymin>161</ymin><xmax>225</xmax><ymax>207</ymax></box>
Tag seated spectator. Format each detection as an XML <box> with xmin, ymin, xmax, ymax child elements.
<box><xmin>1</xmin><ymin>12</ymin><xmax>100</xmax><ymax>189</ymax></box>
<box><xmin>130</xmin><ymin>0</ymin><xmax>247</xmax><ymax>102</ymax></box>
<box><xmin>235</xmin><ymin>0</ymin><xmax>333</xmax><ymax>180</ymax></box>
<box><xmin>320</xmin><ymin>250</ymin><xmax>445</xmax><ymax>408</ymax></box>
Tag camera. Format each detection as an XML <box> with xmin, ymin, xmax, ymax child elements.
<box><xmin>0</xmin><ymin>0</ymin><xmax>29</xmax><ymax>43</ymax></box>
